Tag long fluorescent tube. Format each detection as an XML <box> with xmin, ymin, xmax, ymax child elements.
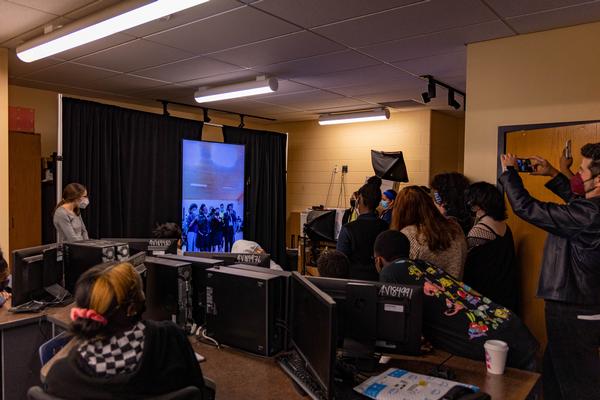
<box><xmin>195</xmin><ymin>78</ymin><xmax>278</xmax><ymax>103</ymax></box>
<box><xmin>318</xmin><ymin>108</ymin><xmax>391</xmax><ymax>125</ymax></box>
<box><xmin>17</xmin><ymin>0</ymin><xmax>210</xmax><ymax>62</ymax></box>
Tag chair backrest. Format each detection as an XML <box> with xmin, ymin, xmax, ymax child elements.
<box><xmin>27</xmin><ymin>386</ymin><xmax>65</xmax><ymax>400</ymax></box>
<box><xmin>39</xmin><ymin>331</ymin><xmax>71</xmax><ymax>366</ymax></box>
<box><xmin>146</xmin><ymin>386</ymin><xmax>203</xmax><ymax>400</ymax></box>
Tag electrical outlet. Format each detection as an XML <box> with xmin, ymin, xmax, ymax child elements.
<box><xmin>342</xmin><ymin>165</ymin><xmax>348</xmax><ymax>173</ymax></box>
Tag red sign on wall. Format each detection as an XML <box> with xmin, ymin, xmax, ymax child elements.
<box><xmin>9</xmin><ymin>106</ymin><xmax>35</xmax><ymax>133</ymax></box>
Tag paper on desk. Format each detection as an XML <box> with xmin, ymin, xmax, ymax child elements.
<box><xmin>354</xmin><ymin>368</ymin><xmax>479</xmax><ymax>400</ymax></box>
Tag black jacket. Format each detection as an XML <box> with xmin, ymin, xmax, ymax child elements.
<box><xmin>499</xmin><ymin>169</ymin><xmax>600</xmax><ymax>305</ymax></box>
<box><xmin>46</xmin><ymin>320</ymin><xmax>205</xmax><ymax>399</ymax></box>
<box><xmin>337</xmin><ymin>212</ymin><xmax>388</xmax><ymax>281</ymax></box>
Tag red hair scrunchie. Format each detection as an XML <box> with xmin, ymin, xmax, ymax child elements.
<box><xmin>70</xmin><ymin>307</ymin><xmax>108</xmax><ymax>326</ymax></box>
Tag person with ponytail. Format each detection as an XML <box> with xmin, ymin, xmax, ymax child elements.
<box><xmin>46</xmin><ymin>262</ymin><xmax>206</xmax><ymax>399</ymax></box>
<box><xmin>336</xmin><ymin>176</ymin><xmax>389</xmax><ymax>281</ymax></box>
<box><xmin>53</xmin><ymin>183</ymin><xmax>90</xmax><ymax>242</ymax></box>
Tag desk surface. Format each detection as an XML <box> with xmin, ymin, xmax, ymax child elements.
<box><xmin>38</xmin><ymin>305</ymin><xmax>540</xmax><ymax>400</ymax></box>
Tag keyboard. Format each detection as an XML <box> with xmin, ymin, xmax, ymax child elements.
<box><xmin>277</xmin><ymin>351</ymin><xmax>328</xmax><ymax>400</ymax></box>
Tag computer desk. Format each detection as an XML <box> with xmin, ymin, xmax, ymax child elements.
<box><xmin>30</xmin><ymin>304</ymin><xmax>540</xmax><ymax>400</ymax></box>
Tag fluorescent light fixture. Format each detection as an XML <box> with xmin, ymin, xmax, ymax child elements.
<box><xmin>190</xmin><ymin>183</ymin><xmax>208</xmax><ymax>188</ymax></box>
<box><xmin>318</xmin><ymin>108</ymin><xmax>391</xmax><ymax>125</ymax></box>
<box><xmin>195</xmin><ymin>78</ymin><xmax>278</xmax><ymax>103</ymax></box>
<box><xmin>17</xmin><ymin>0</ymin><xmax>210</xmax><ymax>62</ymax></box>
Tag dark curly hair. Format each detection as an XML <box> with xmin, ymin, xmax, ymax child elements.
<box><xmin>153</xmin><ymin>222</ymin><xmax>182</xmax><ymax>239</ymax></box>
<box><xmin>430</xmin><ymin>172</ymin><xmax>472</xmax><ymax>234</ymax></box>
<box><xmin>317</xmin><ymin>250</ymin><xmax>350</xmax><ymax>278</ymax></box>
<box><xmin>358</xmin><ymin>176</ymin><xmax>383</xmax><ymax>211</ymax></box>
<box><xmin>465</xmin><ymin>182</ymin><xmax>507</xmax><ymax>221</ymax></box>
<box><xmin>581</xmin><ymin>143</ymin><xmax>600</xmax><ymax>176</ymax></box>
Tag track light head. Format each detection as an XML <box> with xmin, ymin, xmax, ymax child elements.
<box><xmin>448</xmin><ymin>89</ymin><xmax>461</xmax><ymax>110</ymax></box>
<box><xmin>239</xmin><ymin>115</ymin><xmax>245</xmax><ymax>128</ymax></box>
<box><xmin>421</xmin><ymin>78</ymin><xmax>436</xmax><ymax>104</ymax></box>
<box><xmin>202</xmin><ymin>108</ymin><xmax>211</xmax><ymax>123</ymax></box>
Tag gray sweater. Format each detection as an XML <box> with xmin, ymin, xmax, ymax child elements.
<box><xmin>53</xmin><ymin>206</ymin><xmax>89</xmax><ymax>242</ymax></box>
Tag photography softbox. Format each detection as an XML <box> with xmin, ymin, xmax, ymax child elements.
<box><xmin>371</xmin><ymin>150</ymin><xmax>409</xmax><ymax>182</ymax></box>
<box><xmin>304</xmin><ymin>210</ymin><xmax>336</xmax><ymax>242</ymax></box>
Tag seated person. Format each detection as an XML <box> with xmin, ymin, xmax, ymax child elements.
<box><xmin>374</xmin><ymin>230</ymin><xmax>538</xmax><ymax>371</ymax></box>
<box><xmin>46</xmin><ymin>262</ymin><xmax>206</xmax><ymax>399</ymax></box>
<box><xmin>231</xmin><ymin>239</ymin><xmax>283</xmax><ymax>271</ymax></box>
<box><xmin>153</xmin><ymin>222</ymin><xmax>183</xmax><ymax>255</ymax></box>
<box><xmin>0</xmin><ymin>249</ymin><xmax>10</xmax><ymax>306</ymax></box>
<box><xmin>317</xmin><ymin>250</ymin><xmax>350</xmax><ymax>278</ymax></box>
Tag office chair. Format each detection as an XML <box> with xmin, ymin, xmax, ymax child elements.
<box><xmin>28</xmin><ymin>382</ymin><xmax>215</xmax><ymax>400</ymax></box>
<box><xmin>39</xmin><ymin>331</ymin><xmax>71</xmax><ymax>366</ymax></box>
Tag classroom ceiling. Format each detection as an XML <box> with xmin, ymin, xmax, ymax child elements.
<box><xmin>4</xmin><ymin>0</ymin><xmax>600</xmax><ymax>122</ymax></box>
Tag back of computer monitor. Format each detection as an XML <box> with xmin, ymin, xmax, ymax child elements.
<box><xmin>184</xmin><ymin>252</ymin><xmax>270</xmax><ymax>268</ymax></box>
<box><xmin>12</xmin><ymin>245</ymin><xmax>55</xmax><ymax>306</ymax></box>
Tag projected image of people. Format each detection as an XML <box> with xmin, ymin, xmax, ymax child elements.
<box><xmin>182</xmin><ymin>140</ymin><xmax>245</xmax><ymax>252</ymax></box>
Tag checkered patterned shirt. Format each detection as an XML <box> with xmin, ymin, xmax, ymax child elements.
<box><xmin>78</xmin><ymin>321</ymin><xmax>146</xmax><ymax>376</ymax></box>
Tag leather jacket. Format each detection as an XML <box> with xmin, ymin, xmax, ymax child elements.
<box><xmin>499</xmin><ymin>168</ymin><xmax>600</xmax><ymax>305</ymax></box>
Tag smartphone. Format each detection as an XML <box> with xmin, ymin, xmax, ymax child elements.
<box><xmin>564</xmin><ymin>139</ymin><xmax>572</xmax><ymax>159</ymax></box>
<box><xmin>516</xmin><ymin>158</ymin><xmax>535</xmax><ymax>173</ymax></box>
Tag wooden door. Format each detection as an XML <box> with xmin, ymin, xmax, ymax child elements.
<box><xmin>505</xmin><ymin>123</ymin><xmax>599</xmax><ymax>347</ymax></box>
<box><xmin>9</xmin><ymin>131</ymin><xmax>42</xmax><ymax>263</ymax></box>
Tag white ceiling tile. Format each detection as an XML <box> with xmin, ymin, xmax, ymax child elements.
<box><xmin>393</xmin><ymin>51</ymin><xmax>466</xmax><ymax>79</ymax></box>
<box><xmin>209</xmin><ymin>31</ymin><xmax>344</xmax><ymax>68</ymax></box>
<box><xmin>7</xmin><ymin>0</ymin><xmax>97</xmax><ymax>15</ymax></box>
<box><xmin>251</xmin><ymin>0</ymin><xmax>425</xmax><ymax>28</ymax></box>
<box><xmin>485</xmin><ymin>0</ymin><xmax>595</xmax><ymax>18</ymax></box>
<box><xmin>330</xmin><ymin>75</ymin><xmax>423</xmax><ymax>97</ymax></box>
<box><xmin>133</xmin><ymin>84</ymin><xmax>195</xmax><ymax>101</ymax></box>
<box><xmin>123</xmin><ymin>0</ymin><xmax>244</xmax><ymax>37</ymax></box>
<box><xmin>23</xmin><ymin>61</ymin><xmax>118</xmax><ymax>86</ymax></box>
<box><xmin>507</xmin><ymin>2</ymin><xmax>600</xmax><ymax>34</ymax></box>
<box><xmin>358</xmin><ymin>20</ymin><xmax>513</xmax><ymax>62</ymax></box>
<box><xmin>74</xmin><ymin>39</ymin><xmax>193</xmax><ymax>73</ymax></box>
<box><xmin>133</xmin><ymin>56</ymin><xmax>244</xmax><ymax>83</ymax></box>
<box><xmin>52</xmin><ymin>32</ymin><xmax>138</xmax><ymax>60</ymax></box>
<box><xmin>293</xmin><ymin>64</ymin><xmax>416</xmax><ymax>89</ymax></box>
<box><xmin>254</xmin><ymin>50</ymin><xmax>380</xmax><ymax>79</ymax></box>
<box><xmin>256</xmin><ymin>90</ymin><xmax>371</xmax><ymax>111</ymax></box>
<box><xmin>145</xmin><ymin>6</ymin><xmax>300</xmax><ymax>54</ymax></box>
<box><xmin>252</xmin><ymin>80</ymin><xmax>314</xmax><ymax>98</ymax></box>
<box><xmin>313</xmin><ymin>0</ymin><xmax>498</xmax><ymax>47</ymax></box>
<box><xmin>84</xmin><ymin>73</ymin><xmax>167</xmax><ymax>94</ymax></box>
<box><xmin>8</xmin><ymin>48</ymin><xmax>64</xmax><ymax>78</ymax></box>
<box><xmin>178</xmin><ymin>69</ymin><xmax>261</xmax><ymax>88</ymax></box>
<box><xmin>0</xmin><ymin>1</ymin><xmax>56</xmax><ymax>43</ymax></box>
<box><xmin>61</xmin><ymin>0</ymin><xmax>121</xmax><ymax>19</ymax></box>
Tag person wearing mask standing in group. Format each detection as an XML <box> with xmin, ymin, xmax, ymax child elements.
<box><xmin>379</xmin><ymin>189</ymin><xmax>397</xmax><ymax>225</ymax></box>
<box><xmin>53</xmin><ymin>183</ymin><xmax>90</xmax><ymax>242</ymax></box>
<box><xmin>342</xmin><ymin>191</ymin><xmax>359</xmax><ymax>226</ymax></box>
<box><xmin>499</xmin><ymin>143</ymin><xmax>600</xmax><ymax>400</ymax></box>
<box><xmin>336</xmin><ymin>178</ymin><xmax>389</xmax><ymax>281</ymax></box>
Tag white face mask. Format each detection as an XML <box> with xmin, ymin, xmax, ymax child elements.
<box><xmin>79</xmin><ymin>198</ymin><xmax>89</xmax><ymax>209</ymax></box>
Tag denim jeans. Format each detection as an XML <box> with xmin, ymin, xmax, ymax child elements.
<box><xmin>543</xmin><ymin>300</ymin><xmax>600</xmax><ymax>400</ymax></box>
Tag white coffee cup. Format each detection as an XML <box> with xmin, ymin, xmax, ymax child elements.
<box><xmin>484</xmin><ymin>340</ymin><xmax>509</xmax><ymax>374</ymax></box>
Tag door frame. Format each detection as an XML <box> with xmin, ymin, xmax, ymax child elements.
<box><xmin>496</xmin><ymin>120</ymin><xmax>600</xmax><ymax>180</ymax></box>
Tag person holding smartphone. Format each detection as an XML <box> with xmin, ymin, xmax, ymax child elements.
<box><xmin>499</xmin><ymin>143</ymin><xmax>600</xmax><ymax>400</ymax></box>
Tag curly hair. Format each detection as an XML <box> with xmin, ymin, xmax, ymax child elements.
<box><xmin>581</xmin><ymin>143</ymin><xmax>600</xmax><ymax>176</ymax></box>
<box><xmin>430</xmin><ymin>172</ymin><xmax>472</xmax><ymax>234</ymax></box>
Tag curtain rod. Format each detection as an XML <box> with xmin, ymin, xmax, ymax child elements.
<box><xmin>157</xmin><ymin>99</ymin><xmax>276</xmax><ymax>122</ymax></box>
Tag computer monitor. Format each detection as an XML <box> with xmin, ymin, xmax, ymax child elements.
<box><xmin>307</xmin><ymin>276</ymin><xmax>423</xmax><ymax>356</ymax></box>
<box><xmin>103</xmin><ymin>238</ymin><xmax>178</xmax><ymax>256</ymax></box>
<box><xmin>184</xmin><ymin>252</ymin><xmax>270</xmax><ymax>268</ymax></box>
<box><xmin>12</xmin><ymin>244</ymin><xmax>58</xmax><ymax>306</ymax></box>
<box><xmin>290</xmin><ymin>272</ymin><xmax>337</xmax><ymax>399</ymax></box>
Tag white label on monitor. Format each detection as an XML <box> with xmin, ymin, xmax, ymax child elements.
<box><xmin>152</xmin><ymin>250</ymin><xmax>166</xmax><ymax>255</ymax></box>
<box><xmin>384</xmin><ymin>304</ymin><xmax>404</xmax><ymax>313</ymax></box>
<box><xmin>171</xmin><ymin>314</ymin><xmax>177</xmax><ymax>323</ymax></box>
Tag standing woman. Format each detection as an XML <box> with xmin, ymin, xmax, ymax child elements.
<box><xmin>53</xmin><ymin>183</ymin><xmax>90</xmax><ymax>242</ymax></box>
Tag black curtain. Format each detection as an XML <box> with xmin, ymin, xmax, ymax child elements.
<box><xmin>62</xmin><ymin>97</ymin><xmax>202</xmax><ymax>239</ymax></box>
<box><xmin>222</xmin><ymin>126</ymin><xmax>287</xmax><ymax>266</ymax></box>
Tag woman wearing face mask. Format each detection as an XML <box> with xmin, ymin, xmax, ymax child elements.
<box><xmin>342</xmin><ymin>191</ymin><xmax>360</xmax><ymax>225</ymax></box>
<box><xmin>53</xmin><ymin>182</ymin><xmax>90</xmax><ymax>242</ymax></box>
<box><xmin>379</xmin><ymin>189</ymin><xmax>397</xmax><ymax>224</ymax></box>
<box><xmin>463</xmin><ymin>182</ymin><xmax>519</xmax><ymax>312</ymax></box>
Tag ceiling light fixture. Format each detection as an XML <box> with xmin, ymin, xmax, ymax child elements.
<box><xmin>17</xmin><ymin>0</ymin><xmax>210</xmax><ymax>62</ymax></box>
<box><xmin>448</xmin><ymin>89</ymin><xmax>461</xmax><ymax>110</ymax></box>
<box><xmin>194</xmin><ymin>77</ymin><xmax>278</xmax><ymax>103</ymax></box>
<box><xmin>419</xmin><ymin>75</ymin><xmax>465</xmax><ymax>110</ymax></box>
<box><xmin>421</xmin><ymin>78</ymin><xmax>436</xmax><ymax>103</ymax></box>
<box><xmin>318</xmin><ymin>108</ymin><xmax>390</xmax><ymax>126</ymax></box>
